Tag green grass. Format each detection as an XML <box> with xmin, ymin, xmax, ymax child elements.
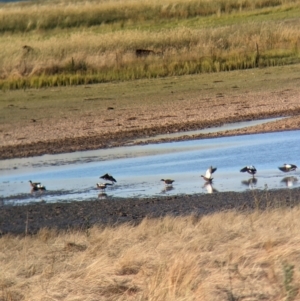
<box><xmin>1</xmin><ymin>63</ymin><xmax>299</xmax><ymax>128</ymax></box>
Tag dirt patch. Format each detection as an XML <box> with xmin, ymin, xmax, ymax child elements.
<box><xmin>1</xmin><ymin>78</ymin><xmax>300</xmax><ymax>160</ymax></box>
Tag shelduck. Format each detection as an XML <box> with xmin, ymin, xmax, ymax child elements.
<box><xmin>29</xmin><ymin>180</ymin><xmax>46</xmax><ymax>191</ymax></box>
<box><xmin>201</xmin><ymin>166</ymin><xmax>217</xmax><ymax>182</ymax></box>
<box><xmin>97</xmin><ymin>183</ymin><xmax>113</xmax><ymax>190</ymax></box>
<box><xmin>100</xmin><ymin>173</ymin><xmax>117</xmax><ymax>183</ymax></box>
<box><xmin>278</xmin><ymin>164</ymin><xmax>297</xmax><ymax>172</ymax></box>
<box><xmin>240</xmin><ymin>166</ymin><xmax>257</xmax><ymax>177</ymax></box>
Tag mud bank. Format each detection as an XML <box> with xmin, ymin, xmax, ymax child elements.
<box><xmin>1</xmin><ymin>188</ymin><xmax>299</xmax><ymax>235</ymax></box>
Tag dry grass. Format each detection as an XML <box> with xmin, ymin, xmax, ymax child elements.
<box><xmin>0</xmin><ymin>0</ymin><xmax>300</xmax><ymax>89</ymax></box>
<box><xmin>1</xmin><ymin>205</ymin><xmax>300</xmax><ymax>300</ymax></box>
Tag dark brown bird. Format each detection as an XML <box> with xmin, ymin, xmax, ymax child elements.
<box><xmin>100</xmin><ymin>173</ymin><xmax>117</xmax><ymax>183</ymax></box>
<box><xmin>161</xmin><ymin>179</ymin><xmax>174</xmax><ymax>186</ymax></box>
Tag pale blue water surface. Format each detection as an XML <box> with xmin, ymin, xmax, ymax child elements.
<box><xmin>0</xmin><ymin>129</ymin><xmax>299</xmax><ymax>205</ymax></box>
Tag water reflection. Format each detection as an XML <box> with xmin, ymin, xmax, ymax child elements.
<box><xmin>281</xmin><ymin>176</ymin><xmax>298</xmax><ymax>187</ymax></box>
<box><xmin>98</xmin><ymin>192</ymin><xmax>108</xmax><ymax>199</ymax></box>
<box><xmin>203</xmin><ymin>182</ymin><xmax>218</xmax><ymax>194</ymax></box>
<box><xmin>161</xmin><ymin>186</ymin><xmax>175</xmax><ymax>194</ymax></box>
<box><xmin>241</xmin><ymin>178</ymin><xmax>258</xmax><ymax>188</ymax></box>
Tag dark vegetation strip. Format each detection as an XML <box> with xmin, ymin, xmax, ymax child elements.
<box><xmin>1</xmin><ymin>188</ymin><xmax>300</xmax><ymax>235</ymax></box>
<box><xmin>1</xmin><ymin>53</ymin><xmax>299</xmax><ymax>90</ymax></box>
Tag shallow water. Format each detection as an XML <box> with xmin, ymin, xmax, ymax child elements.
<box><xmin>0</xmin><ymin>129</ymin><xmax>299</xmax><ymax>206</ymax></box>
<box><xmin>134</xmin><ymin>116</ymin><xmax>285</xmax><ymax>142</ymax></box>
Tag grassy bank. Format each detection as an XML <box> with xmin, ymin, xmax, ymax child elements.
<box><xmin>0</xmin><ymin>0</ymin><xmax>300</xmax><ymax>89</ymax></box>
<box><xmin>1</xmin><ymin>204</ymin><xmax>300</xmax><ymax>300</ymax></box>
<box><xmin>1</xmin><ymin>64</ymin><xmax>299</xmax><ymax>129</ymax></box>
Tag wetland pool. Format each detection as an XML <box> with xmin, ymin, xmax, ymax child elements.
<box><xmin>0</xmin><ymin>128</ymin><xmax>299</xmax><ymax>206</ymax></box>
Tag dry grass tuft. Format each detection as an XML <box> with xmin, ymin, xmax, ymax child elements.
<box><xmin>1</xmin><ymin>205</ymin><xmax>300</xmax><ymax>300</ymax></box>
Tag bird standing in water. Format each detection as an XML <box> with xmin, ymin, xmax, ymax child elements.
<box><xmin>240</xmin><ymin>166</ymin><xmax>257</xmax><ymax>177</ymax></box>
<box><xmin>96</xmin><ymin>183</ymin><xmax>113</xmax><ymax>190</ymax></box>
<box><xmin>161</xmin><ymin>179</ymin><xmax>174</xmax><ymax>186</ymax></box>
<box><xmin>201</xmin><ymin>166</ymin><xmax>217</xmax><ymax>182</ymax></box>
<box><xmin>278</xmin><ymin>164</ymin><xmax>297</xmax><ymax>172</ymax></box>
<box><xmin>29</xmin><ymin>180</ymin><xmax>46</xmax><ymax>191</ymax></box>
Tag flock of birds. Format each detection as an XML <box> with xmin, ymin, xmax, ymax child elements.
<box><xmin>28</xmin><ymin>164</ymin><xmax>298</xmax><ymax>194</ymax></box>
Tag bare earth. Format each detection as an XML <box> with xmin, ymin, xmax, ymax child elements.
<box><xmin>1</xmin><ymin>88</ymin><xmax>300</xmax><ymax>160</ymax></box>
<box><xmin>1</xmin><ymin>65</ymin><xmax>300</xmax><ymax>160</ymax></box>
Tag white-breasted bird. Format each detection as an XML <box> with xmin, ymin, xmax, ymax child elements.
<box><xmin>96</xmin><ymin>183</ymin><xmax>113</xmax><ymax>190</ymax></box>
<box><xmin>278</xmin><ymin>164</ymin><xmax>297</xmax><ymax>172</ymax></box>
<box><xmin>29</xmin><ymin>180</ymin><xmax>46</xmax><ymax>191</ymax></box>
<box><xmin>29</xmin><ymin>180</ymin><xmax>40</xmax><ymax>188</ymax></box>
<box><xmin>240</xmin><ymin>166</ymin><xmax>257</xmax><ymax>177</ymax></box>
<box><xmin>201</xmin><ymin>166</ymin><xmax>217</xmax><ymax>182</ymax></box>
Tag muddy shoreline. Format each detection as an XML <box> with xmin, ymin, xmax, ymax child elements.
<box><xmin>1</xmin><ymin>188</ymin><xmax>300</xmax><ymax>235</ymax></box>
<box><xmin>1</xmin><ymin>82</ymin><xmax>300</xmax><ymax>236</ymax></box>
<box><xmin>1</xmin><ymin>110</ymin><xmax>300</xmax><ymax>160</ymax></box>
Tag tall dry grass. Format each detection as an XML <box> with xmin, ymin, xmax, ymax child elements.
<box><xmin>1</xmin><ymin>204</ymin><xmax>300</xmax><ymax>300</ymax></box>
<box><xmin>0</xmin><ymin>0</ymin><xmax>300</xmax><ymax>89</ymax></box>
<box><xmin>1</xmin><ymin>21</ymin><xmax>299</xmax><ymax>89</ymax></box>
<box><xmin>1</xmin><ymin>0</ymin><xmax>297</xmax><ymax>32</ymax></box>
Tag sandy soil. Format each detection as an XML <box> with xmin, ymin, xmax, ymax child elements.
<box><xmin>1</xmin><ymin>87</ymin><xmax>300</xmax><ymax>160</ymax></box>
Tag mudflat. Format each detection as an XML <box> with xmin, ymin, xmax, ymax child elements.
<box><xmin>1</xmin><ymin>65</ymin><xmax>300</xmax><ymax>160</ymax></box>
<box><xmin>1</xmin><ymin>188</ymin><xmax>300</xmax><ymax>235</ymax></box>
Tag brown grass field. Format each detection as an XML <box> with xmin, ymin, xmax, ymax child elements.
<box><xmin>1</xmin><ymin>205</ymin><xmax>300</xmax><ymax>301</ymax></box>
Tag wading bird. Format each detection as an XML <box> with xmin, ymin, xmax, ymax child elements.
<box><xmin>29</xmin><ymin>180</ymin><xmax>46</xmax><ymax>191</ymax></box>
<box><xmin>240</xmin><ymin>166</ymin><xmax>257</xmax><ymax>177</ymax></box>
<box><xmin>97</xmin><ymin>183</ymin><xmax>113</xmax><ymax>190</ymax></box>
<box><xmin>201</xmin><ymin>166</ymin><xmax>217</xmax><ymax>182</ymax></box>
<box><xmin>100</xmin><ymin>173</ymin><xmax>117</xmax><ymax>184</ymax></box>
<box><xmin>278</xmin><ymin>164</ymin><xmax>297</xmax><ymax>172</ymax></box>
<box><xmin>161</xmin><ymin>179</ymin><xmax>174</xmax><ymax>186</ymax></box>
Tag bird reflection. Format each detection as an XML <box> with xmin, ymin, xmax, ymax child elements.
<box><xmin>241</xmin><ymin>177</ymin><xmax>258</xmax><ymax>188</ymax></box>
<box><xmin>161</xmin><ymin>186</ymin><xmax>174</xmax><ymax>193</ymax></box>
<box><xmin>203</xmin><ymin>182</ymin><xmax>218</xmax><ymax>194</ymax></box>
<box><xmin>281</xmin><ymin>176</ymin><xmax>298</xmax><ymax>187</ymax></box>
<box><xmin>98</xmin><ymin>192</ymin><xmax>108</xmax><ymax>199</ymax></box>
